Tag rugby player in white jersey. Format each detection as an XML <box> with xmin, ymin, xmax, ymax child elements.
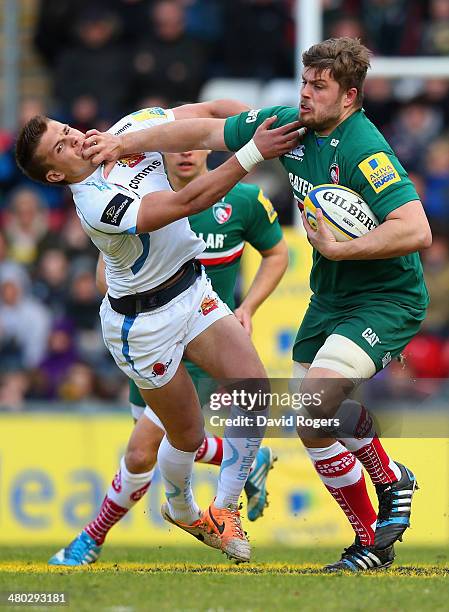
<box><xmin>16</xmin><ymin>101</ymin><xmax>300</xmax><ymax>563</ymax></box>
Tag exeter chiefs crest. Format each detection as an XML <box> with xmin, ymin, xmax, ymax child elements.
<box><xmin>213</xmin><ymin>202</ymin><xmax>232</xmax><ymax>224</ymax></box>
<box><xmin>117</xmin><ymin>153</ymin><xmax>146</xmax><ymax>168</ymax></box>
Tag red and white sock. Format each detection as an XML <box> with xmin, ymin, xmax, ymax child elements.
<box><xmin>305</xmin><ymin>441</ymin><xmax>377</xmax><ymax>546</ymax></box>
<box><xmin>195</xmin><ymin>433</ymin><xmax>223</xmax><ymax>466</ymax></box>
<box><xmin>348</xmin><ymin>435</ymin><xmax>401</xmax><ymax>484</ymax></box>
<box><xmin>194</xmin><ymin>432</ymin><xmax>257</xmax><ymax>477</ymax></box>
<box><xmin>336</xmin><ymin>400</ymin><xmax>401</xmax><ymax>484</ymax></box>
<box><xmin>85</xmin><ymin>457</ymin><xmax>154</xmax><ymax>545</ymax></box>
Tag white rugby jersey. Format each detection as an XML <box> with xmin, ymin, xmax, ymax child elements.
<box><xmin>70</xmin><ymin>108</ymin><xmax>205</xmax><ymax>298</ymax></box>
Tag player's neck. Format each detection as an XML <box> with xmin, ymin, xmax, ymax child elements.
<box><xmin>68</xmin><ymin>164</ymin><xmax>98</xmax><ymax>184</ymax></box>
<box><xmin>317</xmin><ymin>107</ymin><xmax>358</xmax><ymax>136</ymax></box>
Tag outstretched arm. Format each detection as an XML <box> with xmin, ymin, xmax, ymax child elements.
<box><xmin>82</xmin><ymin>99</ymin><xmax>249</xmax><ymax>166</ymax></box>
<box><xmin>136</xmin><ymin>117</ymin><xmax>300</xmax><ymax>232</ymax></box>
<box><xmin>83</xmin><ymin>111</ymin><xmax>300</xmax><ymax>168</ymax></box>
<box><xmin>172</xmin><ymin>99</ymin><xmax>250</xmax><ymax>120</ymax></box>
<box><xmin>83</xmin><ymin>117</ymin><xmax>229</xmax><ymax>166</ymax></box>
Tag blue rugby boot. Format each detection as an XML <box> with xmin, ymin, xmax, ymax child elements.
<box><xmin>48</xmin><ymin>530</ymin><xmax>102</xmax><ymax>566</ymax></box>
<box><xmin>244</xmin><ymin>447</ymin><xmax>277</xmax><ymax>522</ymax></box>
<box><xmin>324</xmin><ymin>537</ymin><xmax>395</xmax><ymax>572</ymax></box>
<box><xmin>374</xmin><ymin>462</ymin><xmax>418</xmax><ymax>549</ymax></box>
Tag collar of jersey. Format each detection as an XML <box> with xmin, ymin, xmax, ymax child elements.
<box><xmin>311</xmin><ymin>108</ymin><xmax>364</xmax><ymax>151</ymax></box>
<box><xmin>328</xmin><ymin>108</ymin><xmax>364</xmax><ymax>141</ymax></box>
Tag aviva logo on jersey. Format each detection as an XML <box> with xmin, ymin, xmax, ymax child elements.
<box><xmin>358</xmin><ymin>152</ymin><xmax>401</xmax><ymax>193</ymax></box>
<box><xmin>131</xmin><ymin>107</ymin><xmax>167</xmax><ymax>121</ymax></box>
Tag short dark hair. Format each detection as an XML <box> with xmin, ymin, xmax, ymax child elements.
<box><xmin>15</xmin><ymin>115</ymin><xmax>54</xmax><ymax>184</ymax></box>
<box><xmin>302</xmin><ymin>37</ymin><xmax>371</xmax><ymax>107</ymax></box>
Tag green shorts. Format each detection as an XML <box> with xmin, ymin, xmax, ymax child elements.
<box><xmin>128</xmin><ymin>360</ymin><xmax>216</xmax><ymax>409</ymax></box>
<box><xmin>292</xmin><ymin>297</ymin><xmax>427</xmax><ymax>373</ymax></box>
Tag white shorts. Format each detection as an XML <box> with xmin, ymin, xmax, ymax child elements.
<box><xmin>100</xmin><ymin>270</ymin><xmax>231</xmax><ymax>389</ymax></box>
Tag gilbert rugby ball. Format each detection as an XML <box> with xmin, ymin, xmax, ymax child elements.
<box><xmin>303</xmin><ymin>184</ymin><xmax>379</xmax><ymax>242</ymax></box>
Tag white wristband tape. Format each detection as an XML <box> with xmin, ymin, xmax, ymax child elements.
<box><xmin>235</xmin><ymin>138</ymin><xmax>264</xmax><ymax>172</ymax></box>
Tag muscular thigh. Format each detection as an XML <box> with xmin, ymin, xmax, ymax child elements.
<box><xmin>138</xmin><ymin>362</ymin><xmax>204</xmax><ymax>449</ymax></box>
<box><xmin>184</xmin><ymin>315</ymin><xmax>266</xmax><ymax>380</ymax></box>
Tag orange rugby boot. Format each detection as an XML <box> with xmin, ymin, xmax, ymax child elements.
<box><xmin>203</xmin><ymin>501</ymin><xmax>251</xmax><ymax>563</ymax></box>
<box><xmin>161</xmin><ymin>502</ymin><xmax>220</xmax><ymax>550</ymax></box>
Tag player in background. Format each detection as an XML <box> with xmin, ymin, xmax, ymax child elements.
<box><xmin>49</xmin><ymin>148</ymin><xmax>288</xmax><ymax>565</ymax></box>
<box><xmin>16</xmin><ymin>101</ymin><xmax>301</xmax><ymax>564</ymax></box>
<box><xmin>83</xmin><ymin>38</ymin><xmax>432</xmax><ymax>572</ymax></box>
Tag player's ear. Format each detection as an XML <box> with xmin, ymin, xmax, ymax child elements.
<box><xmin>344</xmin><ymin>87</ymin><xmax>358</xmax><ymax>107</ymax></box>
<box><xmin>46</xmin><ymin>168</ymin><xmax>66</xmax><ymax>183</ymax></box>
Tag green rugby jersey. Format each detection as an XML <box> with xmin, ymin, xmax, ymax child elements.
<box><xmin>224</xmin><ymin>106</ymin><xmax>429</xmax><ymax>308</ymax></box>
<box><xmin>189</xmin><ymin>182</ymin><xmax>282</xmax><ymax>309</ymax></box>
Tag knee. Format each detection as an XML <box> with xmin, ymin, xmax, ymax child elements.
<box><xmin>236</xmin><ymin>354</ymin><xmax>267</xmax><ymax>380</ymax></box>
<box><xmin>249</xmin><ymin>363</ymin><xmax>267</xmax><ymax>380</ymax></box>
<box><xmin>294</xmin><ymin>405</ymin><xmax>324</xmax><ymax>439</ymax></box>
<box><xmin>294</xmin><ymin>376</ymin><xmax>347</xmax><ymax>440</ymax></box>
<box><xmin>166</xmin><ymin>424</ymin><xmax>205</xmax><ymax>453</ymax></box>
<box><xmin>178</xmin><ymin>434</ymin><xmax>204</xmax><ymax>453</ymax></box>
<box><xmin>183</xmin><ymin>423</ymin><xmax>205</xmax><ymax>451</ymax></box>
<box><xmin>126</xmin><ymin>445</ymin><xmax>157</xmax><ymax>473</ymax></box>
<box><xmin>300</xmin><ymin>375</ymin><xmax>353</xmax><ymax>419</ymax></box>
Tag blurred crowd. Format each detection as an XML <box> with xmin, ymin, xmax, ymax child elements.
<box><xmin>1</xmin><ymin>0</ymin><xmax>449</xmax><ymax>408</ymax></box>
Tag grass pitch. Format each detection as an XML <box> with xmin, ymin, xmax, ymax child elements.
<box><xmin>1</xmin><ymin>545</ymin><xmax>448</xmax><ymax>611</ymax></box>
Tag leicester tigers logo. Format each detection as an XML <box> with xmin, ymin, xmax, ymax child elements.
<box><xmin>329</xmin><ymin>162</ymin><xmax>340</xmax><ymax>184</ymax></box>
<box><xmin>213</xmin><ymin>203</ymin><xmax>232</xmax><ymax>224</ymax></box>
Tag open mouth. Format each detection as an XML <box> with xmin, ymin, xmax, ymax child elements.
<box><xmin>177</xmin><ymin>161</ymin><xmax>194</xmax><ymax>169</ymax></box>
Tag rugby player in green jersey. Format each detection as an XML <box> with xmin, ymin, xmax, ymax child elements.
<box><xmin>222</xmin><ymin>39</ymin><xmax>431</xmax><ymax>571</ymax></box>
<box><xmin>83</xmin><ymin>37</ymin><xmax>432</xmax><ymax>571</ymax></box>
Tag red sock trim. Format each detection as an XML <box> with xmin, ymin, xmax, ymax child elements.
<box><xmin>353</xmin><ymin>436</ymin><xmax>398</xmax><ymax>484</ymax></box>
<box><xmin>194</xmin><ymin>437</ymin><xmax>208</xmax><ymax>462</ymax></box>
<box><xmin>195</xmin><ymin>435</ymin><xmax>223</xmax><ymax>466</ymax></box>
<box><xmin>354</xmin><ymin>405</ymin><xmax>374</xmax><ymax>439</ymax></box>
<box><xmin>85</xmin><ymin>497</ymin><xmax>128</xmax><ymax>545</ymax></box>
<box><xmin>326</xmin><ymin>474</ymin><xmax>377</xmax><ymax>546</ymax></box>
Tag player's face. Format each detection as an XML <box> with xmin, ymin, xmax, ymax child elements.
<box><xmin>164</xmin><ymin>150</ymin><xmax>210</xmax><ymax>182</ymax></box>
<box><xmin>36</xmin><ymin>120</ymin><xmax>90</xmax><ymax>183</ymax></box>
<box><xmin>300</xmin><ymin>68</ymin><xmax>352</xmax><ymax>134</ymax></box>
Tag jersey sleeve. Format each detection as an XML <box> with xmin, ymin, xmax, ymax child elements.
<box><xmin>242</xmin><ymin>184</ymin><xmax>283</xmax><ymax>251</ymax></box>
<box><xmin>129</xmin><ymin>107</ymin><xmax>175</xmax><ymax>128</ymax></box>
<box><xmin>348</xmin><ymin>148</ymin><xmax>419</xmax><ymax>222</ymax></box>
<box><xmin>75</xmin><ymin>184</ymin><xmax>141</xmax><ymax>235</ymax></box>
<box><xmin>224</xmin><ymin>106</ymin><xmax>299</xmax><ymax>151</ymax></box>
